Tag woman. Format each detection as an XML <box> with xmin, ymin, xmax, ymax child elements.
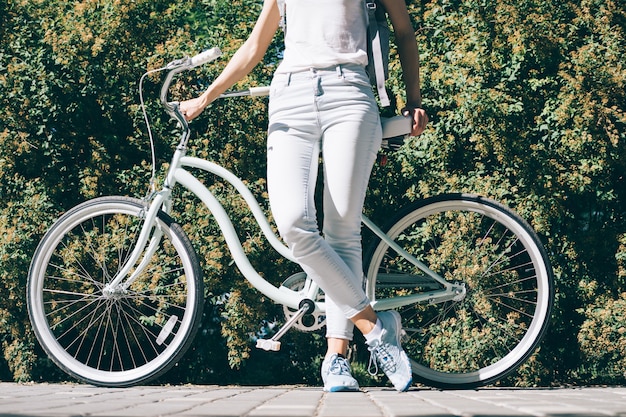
<box><xmin>180</xmin><ymin>0</ymin><xmax>428</xmax><ymax>392</ymax></box>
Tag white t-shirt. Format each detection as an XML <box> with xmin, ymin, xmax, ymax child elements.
<box><xmin>275</xmin><ymin>0</ymin><xmax>369</xmax><ymax>73</ymax></box>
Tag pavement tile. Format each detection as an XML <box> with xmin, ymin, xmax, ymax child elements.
<box><xmin>367</xmin><ymin>389</ymin><xmax>457</xmax><ymax>417</ymax></box>
<box><xmin>247</xmin><ymin>389</ymin><xmax>323</xmax><ymax>417</ymax></box>
<box><xmin>2</xmin><ymin>383</ymin><xmax>626</xmax><ymax>417</ymax></box>
<box><xmin>317</xmin><ymin>391</ymin><xmax>384</xmax><ymax>417</ymax></box>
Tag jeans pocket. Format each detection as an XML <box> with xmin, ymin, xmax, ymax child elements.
<box><xmin>268</xmin><ymin>75</ymin><xmax>288</xmax><ymax>118</ymax></box>
<box><xmin>341</xmin><ymin>69</ymin><xmax>371</xmax><ymax>89</ymax></box>
<box><xmin>270</xmin><ymin>73</ymin><xmax>290</xmax><ymax>99</ymax></box>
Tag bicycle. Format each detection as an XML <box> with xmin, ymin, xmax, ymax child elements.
<box><xmin>27</xmin><ymin>47</ymin><xmax>554</xmax><ymax>389</ymax></box>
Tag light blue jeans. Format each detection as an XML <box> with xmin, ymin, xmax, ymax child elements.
<box><xmin>267</xmin><ymin>64</ymin><xmax>382</xmax><ymax>340</ymax></box>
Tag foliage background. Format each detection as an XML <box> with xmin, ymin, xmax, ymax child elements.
<box><xmin>1</xmin><ymin>0</ymin><xmax>624</xmax><ymax>386</ymax></box>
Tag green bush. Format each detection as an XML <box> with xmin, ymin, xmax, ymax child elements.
<box><xmin>578</xmin><ymin>293</ymin><xmax>626</xmax><ymax>383</ymax></box>
<box><xmin>1</xmin><ymin>0</ymin><xmax>625</xmax><ymax>386</ymax></box>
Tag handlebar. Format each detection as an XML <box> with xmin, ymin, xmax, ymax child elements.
<box><xmin>155</xmin><ymin>47</ymin><xmax>411</xmax><ymax>143</ymax></box>
<box><xmin>159</xmin><ymin>47</ymin><xmax>271</xmax><ymax>130</ymax></box>
<box><xmin>159</xmin><ymin>47</ymin><xmax>223</xmax><ymax>121</ymax></box>
<box><xmin>139</xmin><ymin>46</ymin><xmax>272</xmax><ymax>191</ymax></box>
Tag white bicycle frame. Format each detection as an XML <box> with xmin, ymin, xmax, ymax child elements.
<box><xmin>104</xmin><ymin>48</ymin><xmax>464</xmax><ymax>317</ymax></box>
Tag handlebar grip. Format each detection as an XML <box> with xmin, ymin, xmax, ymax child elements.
<box><xmin>249</xmin><ymin>86</ymin><xmax>270</xmax><ymax>97</ymax></box>
<box><xmin>190</xmin><ymin>47</ymin><xmax>222</xmax><ymax>68</ymax></box>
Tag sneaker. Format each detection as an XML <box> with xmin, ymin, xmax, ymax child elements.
<box><xmin>366</xmin><ymin>310</ymin><xmax>413</xmax><ymax>392</ymax></box>
<box><xmin>321</xmin><ymin>353</ymin><xmax>360</xmax><ymax>392</ymax></box>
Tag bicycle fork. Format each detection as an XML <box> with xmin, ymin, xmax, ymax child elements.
<box><xmin>102</xmin><ymin>190</ymin><xmax>171</xmax><ymax>297</ymax></box>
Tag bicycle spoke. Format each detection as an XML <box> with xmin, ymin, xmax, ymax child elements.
<box><xmin>28</xmin><ymin>197</ymin><xmax>202</xmax><ymax>386</ymax></box>
<box><xmin>117</xmin><ymin>299</ymin><xmax>157</xmax><ymax>364</ymax></box>
<box><xmin>45</xmin><ymin>262</ymin><xmax>102</xmax><ymax>289</ymax></box>
<box><xmin>116</xmin><ymin>303</ymin><xmax>141</xmax><ymax>370</ymax></box>
<box><xmin>61</xmin><ymin>299</ymin><xmax>107</xmax><ymax>353</ymax></box>
<box><xmin>366</xmin><ymin>195</ymin><xmax>552</xmax><ymax>388</ymax></box>
<box><xmin>46</xmin><ymin>293</ymin><xmax>103</xmax><ymax>333</ymax></box>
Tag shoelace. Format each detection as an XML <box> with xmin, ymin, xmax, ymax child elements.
<box><xmin>367</xmin><ymin>343</ymin><xmax>397</xmax><ymax>376</ymax></box>
<box><xmin>328</xmin><ymin>356</ymin><xmax>352</xmax><ymax>376</ymax></box>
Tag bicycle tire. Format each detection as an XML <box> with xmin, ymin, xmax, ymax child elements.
<box><xmin>27</xmin><ymin>196</ymin><xmax>203</xmax><ymax>387</ymax></box>
<box><xmin>364</xmin><ymin>193</ymin><xmax>553</xmax><ymax>389</ymax></box>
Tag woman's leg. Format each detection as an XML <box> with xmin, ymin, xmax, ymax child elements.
<box><xmin>319</xmin><ymin>73</ymin><xmax>381</xmax><ymax>356</ymax></box>
<box><xmin>267</xmin><ymin>66</ymin><xmax>412</xmax><ymax>391</ymax></box>
<box><xmin>267</xmin><ymin>67</ymin><xmax>377</xmax><ymax>391</ymax></box>
<box><xmin>267</xmin><ymin>69</ymin><xmax>373</xmax><ymax>320</ymax></box>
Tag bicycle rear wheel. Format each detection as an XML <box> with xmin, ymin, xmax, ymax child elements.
<box><xmin>364</xmin><ymin>194</ymin><xmax>553</xmax><ymax>389</ymax></box>
<box><xmin>28</xmin><ymin>196</ymin><xmax>203</xmax><ymax>387</ymax></box>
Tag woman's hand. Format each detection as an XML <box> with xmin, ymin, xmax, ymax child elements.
<box><xmin>402</xmin><ymin>106</ymin><xmax>429</xmax><ymax>136</ymax></box>
<box><xmin>179</xmin><ymin>95</ymin><xmax>208</xmax><ymax>121</ymax></box>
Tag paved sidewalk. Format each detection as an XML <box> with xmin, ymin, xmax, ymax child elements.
<box><xmin>1</xmin><ymin>383</ymin><xmax>626</xmax><ymax>417</ymax></box>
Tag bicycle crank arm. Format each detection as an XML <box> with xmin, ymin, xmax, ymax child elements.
<box><xmin>256</xmin><ymin>299</ymin><xmax>315</xmax><ymax>352</ymax></box>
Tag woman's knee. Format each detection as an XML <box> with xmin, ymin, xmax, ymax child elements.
<box><xmin>277</xmin><ymin>216</ymin><xmax>320</xmax><ymax>253</ymax></box>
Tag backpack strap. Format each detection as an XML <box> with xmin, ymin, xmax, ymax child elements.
<box><xmin>365</xmin><ymin>0</ymin><xmax>390</xmax><ymax>107</ymax></box>
<box><xmin>277</xmin><ymin>0</ymin><xmax>286</xmax><ymax>33</ymax></box>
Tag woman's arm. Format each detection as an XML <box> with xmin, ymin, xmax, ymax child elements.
<box><xmin>180</xmin><ymin>0</ymin><xmax>280</xmax><ymax>120</ymax></box>
<box><xmin>381</xmin><ymin>0</ymin><xmax>428</xmax><ymax>136</ymax></box>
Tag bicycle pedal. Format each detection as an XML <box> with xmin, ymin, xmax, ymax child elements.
<box><xmin>256</xmin><ymin>339</ymin><xmax>281</xmax><ymax>352</ymax></box>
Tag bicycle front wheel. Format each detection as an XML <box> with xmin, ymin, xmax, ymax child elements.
<box><xmin>27</xmin><ymin>196</ymin><xmax>203</xmax><ymax>387</ymax></box>
<box><xmin>364</xmin><ymin>194</ymin><xmax>553</xmax><ymax>389</ymax></box>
